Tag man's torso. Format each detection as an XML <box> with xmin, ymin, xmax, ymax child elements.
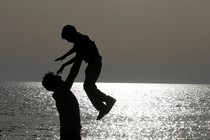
<box><xmin>53</xmin><ymin>86</ymin><xmax>81</xmax><ymax>133</ymax></box>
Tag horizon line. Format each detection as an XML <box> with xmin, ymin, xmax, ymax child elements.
<box><xmin>0</xmin><ymin>81</ymin><xmax>210</xmax><ymax>85</ymax></box>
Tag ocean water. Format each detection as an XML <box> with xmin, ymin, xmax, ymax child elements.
<box><xmin>0</xmin><ymin>82</ymin><xmax>210</xmax><ymax>140</ymax></box>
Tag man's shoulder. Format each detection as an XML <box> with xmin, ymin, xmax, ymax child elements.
<box><xmin>52</xmin><ymin>86</ymin><xmax>69</xmax><ymax>98</ymax></box>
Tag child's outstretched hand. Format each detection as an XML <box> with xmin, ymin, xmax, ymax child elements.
<box><xmin>55</xmin><ymin>56</ymin><xmax>65</xmax><ymax>61</ymax></box>
<box><xmin>56</xmin><ymin>65</ymin><xmax>65</xmax><ymax>75</ymax></box>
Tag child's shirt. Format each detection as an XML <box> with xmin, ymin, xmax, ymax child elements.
<box><xmin>74</xmin><ymin>33</ymin><xmax>102</xmax><ymax>63</ymax></box>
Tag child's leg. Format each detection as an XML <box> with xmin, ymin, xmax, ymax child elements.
<box><xmin>84</xmin><ymin>61</ymin><xmax>116</xmax><ymax>120</ymax></box>
<box><xmin>84</xmin><ymin>61</ymin><xmax>107</xmax><ymax>111</ymax></box>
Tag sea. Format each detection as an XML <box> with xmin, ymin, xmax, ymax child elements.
<box><xmin>0</xmin><ymin>82</ymin><xmax>210</xmax><ymax>140</ymax></box>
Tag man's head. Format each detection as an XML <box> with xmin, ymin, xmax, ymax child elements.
<box><xmin>61</xmin><ymin>25</ymin><xmax>78</xmax><ymax>43</ymax></box>
<box><xmin>42</xmin><ymin>72</ymin><xmax>63</xmax><ymax>91</ymax></box>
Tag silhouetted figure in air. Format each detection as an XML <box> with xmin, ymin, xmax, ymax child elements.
<box><xmin>55</xmin><ymin>25</ymin><xmax>116</xmax><ymax>120</ymax></box>
<box><xmin>42</xmin><ymin>60</ymin><xmax>82</xmax><ymax>140</ymax></box>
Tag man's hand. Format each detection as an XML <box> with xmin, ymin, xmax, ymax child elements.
<box><xmin>56</xmin><ymin>65</ymin><xmax>65</xmax><ymax>75</ymax></box>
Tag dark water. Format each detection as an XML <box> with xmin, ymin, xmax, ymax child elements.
<box><xmin>1</xmin><ymin>82</ymin><xmax>210</xmax><ymax>139</ymax></box>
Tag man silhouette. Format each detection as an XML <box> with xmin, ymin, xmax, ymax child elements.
<box><xmin>55</xmin><ymin>25</ymin><xmax>116</xmax><ymax>120</ymax></box>
<box><xmin>42</xmin><ymin>60</ymin><xmax>82</xmax><ymax>140</ymax></box>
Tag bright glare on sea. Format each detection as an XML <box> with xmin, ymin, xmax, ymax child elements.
<box><xmin>0</xmin><ymin>82</ymin><xmax>210</xmax><ymax>140</ymax></box>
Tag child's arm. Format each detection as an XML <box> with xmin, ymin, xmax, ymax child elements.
<box><xmin>55</xmin><ymin>47</ymin><xmax>76</xmax><ymax>61</ymax></box>
<box><xmin>56</xmin><ymin>57</ymin><xmax>77</xmax><ymax>75</ymax></box>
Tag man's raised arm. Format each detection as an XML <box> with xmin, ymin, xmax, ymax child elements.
<box><xmin>65</xmin><ymin>54</ymin><xmax>83</xmax><ymax>89</ymax></box>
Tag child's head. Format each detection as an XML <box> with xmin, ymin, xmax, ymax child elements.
<box><xmin>42</xmin><ymin>72</ymin><xmax>62</xmax><ymax>91</ymax></box>
<box><xmin>61</xmin><ymin>25</ymin><xmax>77</xmax><ymax>43</ymax></box>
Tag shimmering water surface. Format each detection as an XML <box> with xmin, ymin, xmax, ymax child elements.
<box><xmin>0</xmin><ymin>82</ymin><xmax>210</xmax><ymax>140</ymax></box>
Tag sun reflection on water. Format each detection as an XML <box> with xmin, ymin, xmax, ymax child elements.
<box><xmin>80</xmin><ymin>83</ymin><xmax>210</xmax><ymax>139</ymax></box>
<box><xmin>1</xmin><ymin>82</ymin><xmax>210</xmax><ymax>139</ymax></box>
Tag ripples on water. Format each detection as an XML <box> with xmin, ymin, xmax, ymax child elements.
<box><xmin>0</xmin><ymin>82</ymin><xmax>210</xmax><ymax>139</ymax></box>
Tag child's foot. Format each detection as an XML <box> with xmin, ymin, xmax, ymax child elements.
<box><xmin>106</xmin><ymin>96</ymin><xmax>116</xmax><ymax>109</ymax></box>
<box><xmin>97</xmin><ymin>108</ymin><xmax>108</xmax><ymax>120</ymax></box>
<box><xmin>96</xmin><ymin>96</ymin><xmax>116</xmax><ymax>120</ymax></box>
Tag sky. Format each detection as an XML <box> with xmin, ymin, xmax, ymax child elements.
<box><xmin>0</xmin><ymin>0</ymin><xmax>210</xmax><ymax>84</ymax></box>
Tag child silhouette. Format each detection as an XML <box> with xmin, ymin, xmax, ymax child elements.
<box><xmin>55</xmin><ymin>25</ymin><xmax>116</xmax><ymax>120</ymax></box>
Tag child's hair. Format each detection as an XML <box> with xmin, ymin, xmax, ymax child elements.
<box><xmin>42</xmin><ymin>71</ymin><xmax>56</xmax><ymax>91</ymax></box>
<box><xmin>61</xmin><ymin>25</ymin><xmax>77</xmax><ymax>39</ymax></box>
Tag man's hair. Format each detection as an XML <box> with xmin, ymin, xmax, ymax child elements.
<box><xmin>42</xmin><ymin>72</ymin><xmax>56</xmax><ymax>91</ymax></box>
<box><xmin>61</xmin><ymin>25</ymin><xmax>77</xmax><ymax>39</ymax></box>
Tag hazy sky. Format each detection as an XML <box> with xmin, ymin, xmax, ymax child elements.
<box><xmin>0</xmin><ymin>0</ymin><xmax>210</xmax><ymax>83</ymax></box>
